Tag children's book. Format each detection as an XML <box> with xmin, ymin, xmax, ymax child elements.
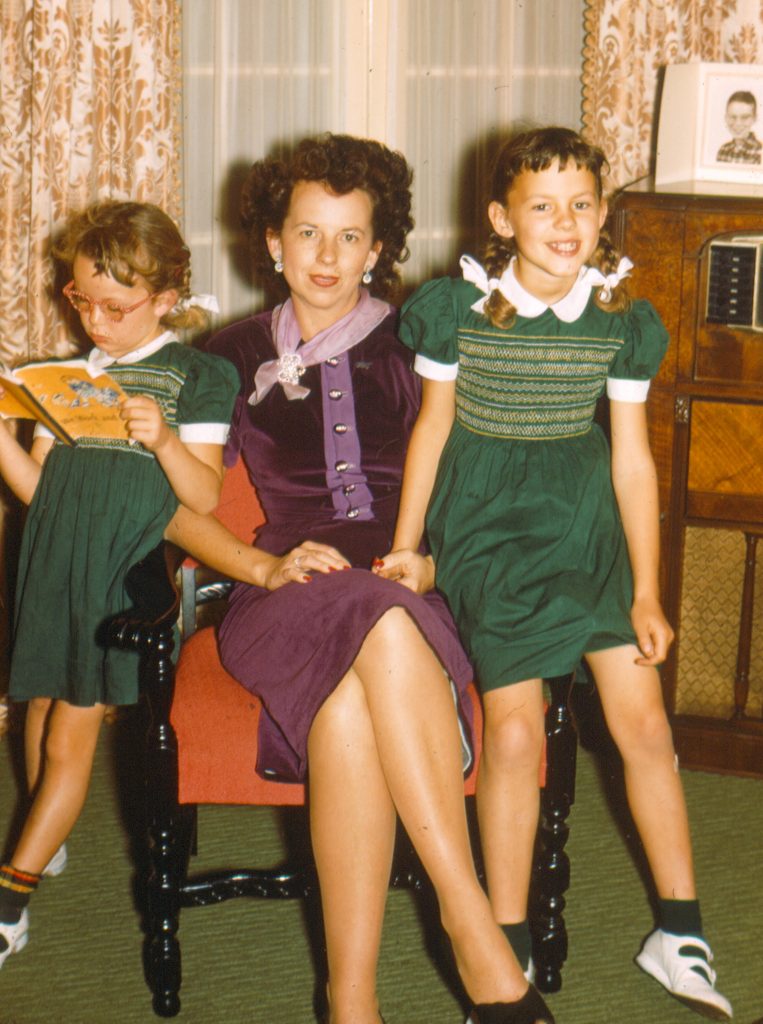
<box><xmin>0</xmin><ymin>359</ymin><xmax>129</xmax><ymax>446</ymax></box>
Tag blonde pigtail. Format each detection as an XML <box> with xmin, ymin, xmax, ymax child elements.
<box><xmin>161</xmin><ymin>266</ymin><xmax>211</xmax><ymax>332</ymax></box>
<box><xmin>162</xmin><ymin>304</ymin><xmax>210</xmax><ymax>333</ymax></box>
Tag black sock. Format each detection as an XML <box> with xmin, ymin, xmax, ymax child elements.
<box><xmin>658</xmin><ymin>897</ymin><xmax>703</xmax><ymax>938</ymax></box>
<box><xmin>501</xmin><ymin>920</ymin><xmax>532</xmax><ymax>972</ymax></box>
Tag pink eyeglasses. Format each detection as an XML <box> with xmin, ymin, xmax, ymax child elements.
<box><xmin>63</xmin><ymin>280</ymin><xmax>155</xmax><ymax>322</ymax></box>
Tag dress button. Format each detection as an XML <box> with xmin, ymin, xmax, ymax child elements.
<box><xmin>328</xmin><ymin>389</ymin><xmax>343</xmax><ymax>400</ymax></box>
<box><xmin>343</xmin><ymin>484</ymin><xmax>356</xmax><ymax>495</ymax></box>
<box><xmin>346</xmin><ymin>507</ymin><xmax>359</xmax><ymax>519</ymax></box>
<box><xmin>335</xmin><ymin>460</ymin><xmax>349</xmax><ymax>472</ymax></box>
<box><xmin>326</xmin><ymin>356</ymin><xmax>339</xmax><ymax>367</ymax></box>
<box><xmin>333</xmin><ymin>423</ymin><xmax>348</xmax><ymax>434</ymax></box>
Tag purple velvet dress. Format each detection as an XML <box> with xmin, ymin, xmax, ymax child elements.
<box><xmin>208</xmin><ymin>310</ymin><xmax>473</xmax><ymax>783</ymax></box>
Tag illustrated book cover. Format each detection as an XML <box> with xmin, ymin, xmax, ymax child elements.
<box><xmin>0</xmin><ymin>359</ymin><xmax>129</xmax><ymax>446</ymax></box>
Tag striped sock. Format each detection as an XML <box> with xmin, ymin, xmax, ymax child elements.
<box><xmin>0</xmin><ymin>863</ymin><xmax>41</xmax><ymax>924</ymax></box>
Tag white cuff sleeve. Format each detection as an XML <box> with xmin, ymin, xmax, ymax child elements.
<box><xmin>35</xmin><ymin>422</ymin><xmax>231</xmax><ymax>444</ymax></box>
<box><xmin>413</xmin><ymin>353</ymin><xmax>459</xmax><ymax>381</ymax></box>
<box><xmin>178</xmin><ymin>422</ymin><xmax>231</xmax><ymax>444</ymax></box>
<box><xmin>606</xmin><ymin>377</ymin><xmax>650</xmax><ymax>403</ymax></box>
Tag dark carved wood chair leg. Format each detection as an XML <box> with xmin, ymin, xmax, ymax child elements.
<box><xmin>140</xmin><ymin>630</ymin><xmax>312</xmax><ymax>1014</ymax></box>
<box><xmin>106</xmin><ymin>631</ymin><xmax>185</xmax><ymax>1016</ymax></box>
<box><xmin>143</xmin><ymin>647</ymin><xmax>188</xmax><ymax>1019</ymax></box>
<box><xmin>532</xmin><ymin>674</ymin><xmax>577</xmax><ymax>993</ymax></box>
<box><xmin>106</xmin><ymin>545</ymin><xmax>316</xmax><ymax>1017</ymax></box>
<box><xmin>106</xmin><ymin>546</ymin><xmax>186</xmax><ymax>1018</ymax></box>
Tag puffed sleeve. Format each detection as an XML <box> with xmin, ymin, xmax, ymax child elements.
<box><xmin>176</xmin><ymin>351</ymin><xmax>240</xmax><ymax>445</ymax></box>
<box><xmin>399</xmin><ymin>278</ymin><xmax>460</xmax><ymax>380</ymax></box>
<box><xmin>606</xmin><ymin>300</ymin><xmax>669</xmax><ymax>403</ymax></box>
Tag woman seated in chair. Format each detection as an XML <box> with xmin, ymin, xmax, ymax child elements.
<box><xmin>167</xmin><ymin>134</ymin><xmax>554</xmax><ymax>1024</ymax></box>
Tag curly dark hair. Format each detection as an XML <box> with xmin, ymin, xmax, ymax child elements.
<box><xmin>240</xmin><ymin>133</ymin><xmax>414</xmax><ymax>300</ymax></box>
<box><xmin>53</xmin><ymin>200</ymin><xmax>206</xmax><ymax>331</ymax></box>
<box><xmin>483</xmin><ymin>126</ymin><xmax>629</xmax><ymax>329</ymax></box>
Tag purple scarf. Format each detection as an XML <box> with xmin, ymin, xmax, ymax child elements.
<box><xmin>249</xmin><ymin>288</ymin><xmax>392</xmax><ymax>405</ymax></box>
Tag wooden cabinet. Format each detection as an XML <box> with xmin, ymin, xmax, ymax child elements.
<box><xmin>613</xmin><ymin>180</ymin><xmax>763</xmax><ymax>777</ymax></box>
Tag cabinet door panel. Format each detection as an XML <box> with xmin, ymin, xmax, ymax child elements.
<box><xmin>687</xmin><ymin>400</ymin><xmax>763</xmax><ymax>521</ymax></box>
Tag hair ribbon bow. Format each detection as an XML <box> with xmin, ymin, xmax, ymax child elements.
<box><xmin>579</xmin><ymin>257</ymin><xmax>634</xmax><ymax>302</ymax></box>
<box><xmin>172</xmin><ymin>292</ymin><xmax>220</xmax><ymax>314</ymax></box>
<box><xmin>459</xmin><ymin>255</ymin><xmax>512</xmax><ymax>313</ymax></box>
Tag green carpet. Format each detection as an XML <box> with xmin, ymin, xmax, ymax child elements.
<box><xmin>1</xmin><ymin>712</ymin><xmax>761</xmax><ymax>1024</ymax></box>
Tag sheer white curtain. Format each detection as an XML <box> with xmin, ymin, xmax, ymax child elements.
<box><xmin>182</xmin><ymin>0</ymin><xmax>585</xmax><ymax>322</ymax></box>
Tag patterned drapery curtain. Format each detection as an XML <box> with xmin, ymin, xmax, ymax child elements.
<box><xmin>0</xmin><ymin>0</ymin><xmax>183</xmax><ymax>366</ymax></box>
<box><xmin>0</xmin><ymin>0</ymin><xmax>182</xmax><ymax>696</ymax></box>
<box><xmin>582</xmin><ymin>0</ymin><xmax>763</xmax><ymax>188</ymax></box>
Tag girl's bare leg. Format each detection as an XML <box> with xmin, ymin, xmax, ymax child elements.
<box><xmin>310</xmin><ymin>607</ymin><xmax>531</xmax><ymax>1024</ymax></box>
<box><xmin>24</xmin><ymin>697</ymin><xmax>53</xmax><ymax>791</ymax></box>
<box><xmin>587</xmin><ymin>645</ymin><xmax>695</xmax><ymax>898</ymax></box>
<box><xmin>476</xmin><ymin>680</ymin><xmax>546</xmax><ymax>926</ymax></box>
<box><xmin>11</xmin><ymin>700</ymin><xmax>107</xmax><ymax>875</ymax></box>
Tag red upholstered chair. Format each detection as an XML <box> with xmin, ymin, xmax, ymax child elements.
<box><xmin>107</xmin><ymin>459</ymin><xmax>577</xmax><ymax>1019</ymax></box>
<box><xmin>173</xmin><ymin>459</ymin><xmax>486</xmax><ymax>806</ymax></box>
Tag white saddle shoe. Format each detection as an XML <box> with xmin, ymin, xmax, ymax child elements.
<box><xmin>42</xmin><ymin>843</ymin><xmax>67</xmax><ymax>878</ymax></box>
<box><xmin>635</xmin><ymin>929</ymin><xmax>733</xmax><ymax>1021</ymax></box>
<box><xmin>0</xmin><ymin>908</ymin><xmax>29</xmax><ymax>969</ymax></box>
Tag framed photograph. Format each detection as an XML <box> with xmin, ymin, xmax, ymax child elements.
<box><xmin>656</xmin><ymin>62</ymin><xmax>763</xmax><ymax>191</ymax></box>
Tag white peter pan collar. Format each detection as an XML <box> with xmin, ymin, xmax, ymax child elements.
<box><xmin>87</xmin><ymin>329</ymin><xmax>177</xmax><ymax>371</ymax></box>
<box><xmin>460</xmin><ymin>255</ymin><xmax>633</xmax><ymax>324</ymax></box>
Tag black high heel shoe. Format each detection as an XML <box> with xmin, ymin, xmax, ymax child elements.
<box><xmin>468</xmin><ymin>984</ymin><xmax>555</xmax><ymax>1024</ymax></box>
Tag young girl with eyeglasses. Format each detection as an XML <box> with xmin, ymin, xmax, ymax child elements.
<box><xmin>378</xmin><ymin>127</ymin><xmax>731</xmax><ymax>1022</ymax></box>
<box><xmin>0</xmin><ymin>200</ymin><xmax>238</xmax><ymax>968</ymax></box>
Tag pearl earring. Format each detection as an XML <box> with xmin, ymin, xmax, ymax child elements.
<box><xmin>274</xmin><ymin>257</ymin><xmax>284</xmax><ymax>273</ymax></box>
<box><xmin>362</xmin><ymin>268</ymin><xmax>373</xmax><ymax>285</ymax></box>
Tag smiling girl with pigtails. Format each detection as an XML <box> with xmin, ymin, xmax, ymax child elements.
<box><xmin>378</xmin><ymin>126</ymin><xmax>732</xmax><ymax>1023</ymax></box>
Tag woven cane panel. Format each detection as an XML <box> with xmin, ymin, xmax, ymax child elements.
<box><xmin>675</xmin><ymin>527</ymin><xmax>763</xmax><ymax>719</ymax></box>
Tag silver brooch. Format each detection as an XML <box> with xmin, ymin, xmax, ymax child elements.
<box><xmin>276</xmin><ymin>352</ymin><xmax>306</xmax><ymax>386</ymax></box>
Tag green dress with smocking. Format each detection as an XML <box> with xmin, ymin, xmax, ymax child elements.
<box><xmin>9</xmin><ymin>338</ymin><xmax>238</xmax><ymax>707</ymax></box>
<box><xmin>399</xmin><ymin>277</ymin><xmax>668</xmax><ymax>691</ymax></box>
